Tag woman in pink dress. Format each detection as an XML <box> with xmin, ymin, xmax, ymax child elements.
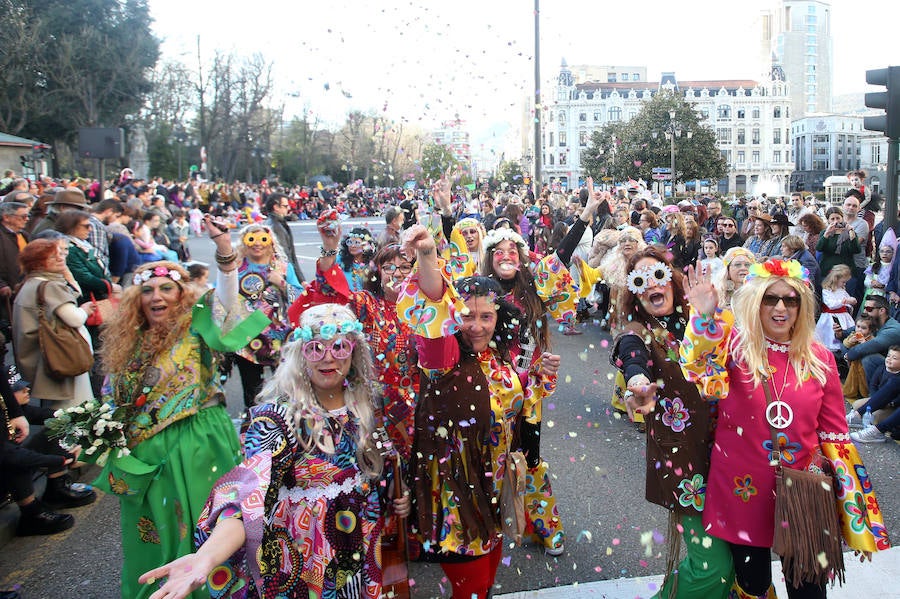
<box><xmin>680</xmin><ymin>259</ymin><xmax>890</xmax><ymax>599</ymax></box>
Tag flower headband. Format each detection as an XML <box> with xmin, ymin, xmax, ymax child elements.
<box><xmin>290</xmin><ymin>319</ymin><xmax>364</xmax><ymax>343</ymax></box>
<box><xmin>483</xmin><ymin>228</ymin><xmax>527</xmax><ymax>252</ymax></box>
<box><xmin>136</xmin><ymin>265</ymin><xmax>183</xmax><ymax>283</ymax></box>
<box><xmin>747</xmin><ymin>259</ymin><xmax>810</xmax><ymax>284</ymax></box>
<box><xmin>722</xmin><ymin>247</ymin><xmax>755</xmax><ymax>268</ymax></box>
<box><xmin>627</xmin><ymin>262</ymin><xmax>673</xmax><ymax>295</ymax></box>
<box><xmin>455</xmin><ymin>217</ymin><xmax>482</xmax><ymax>232</ymax></box>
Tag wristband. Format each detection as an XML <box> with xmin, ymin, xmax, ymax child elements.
<box><xmin>320</xmin><ymin>246</ymin><xmax>337</xmax><ymax>257</ymax></box>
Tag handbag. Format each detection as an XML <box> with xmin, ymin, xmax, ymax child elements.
<box><xmin>761</xmin><ymin>374</ymin><xmax>845</xmax><ymax>588</ymax></box>
<box><xmin>499</xmin><ymin>418</ymin><xmax>527</xmax><ymax>545</ymax></box>
<box><xmin>85</xmin><ymin>280</ymin><xmax>120</xmax><ymax>327</ymax></box>
<box><xmin>36</xmin><ymin>281</ymin><xmax>94</xmax><ymax>379</ymax></box>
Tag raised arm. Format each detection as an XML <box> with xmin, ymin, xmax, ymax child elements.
<box><xmin>402</xmin><ymin>224</ymin><xmax>442</xmax><ymax>300</ymax></box>
<box><xmin>679</xmin><ymin>264</ymin><xmax>734</xmax><ymax>400</ymax></box>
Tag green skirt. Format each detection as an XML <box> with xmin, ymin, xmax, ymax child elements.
<box><xmin>94</xmin><ymin>405</ymin><xmax>242</xmax><ymax>599</ymax></box>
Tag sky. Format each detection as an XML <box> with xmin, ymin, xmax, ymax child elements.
<box><xmin>148</xmin><ymin>0</ymin><xmax>900</xmax><ymax>165</ymax></box>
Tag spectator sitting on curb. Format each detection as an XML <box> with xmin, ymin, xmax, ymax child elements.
<box><xmin>849</xmin><ymin>345</ymin><xmax>900</xmax><ymax>443</ymax></box>
<box><xmin>840</xmin><ymin>294</ymin><xmax>900</xmax><ymax>385</ymax></box>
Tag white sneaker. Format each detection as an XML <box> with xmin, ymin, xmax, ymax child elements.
<box><xmin>851</xmin><ymin>425</ymin><xmax>887</xmax><ymax>444</ymax></box>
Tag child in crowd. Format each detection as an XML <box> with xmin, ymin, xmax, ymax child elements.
<box><xmin>699</xmin><ymin>235</ymin><xmax>724</xmax><ymax>277</ymax></box>
<box><xmin>815</xmin><ymin>264</ymin><xmax>856</xmax><ymax>350</ymax></box>
<box><xmin>186</xmin><ymin>262</ymin><xmax>211</xmax><ymax>293</ymax></box>
<box><xmin>188</xmin><ymin>206</ymin><xmax>204</xmax><ymax>237</ymax></box>
<box><xmin>849</xmin><ymin>346</ymin><xmax>900</xmax><ymax>443</ymax></box>
<box><xmin>842</xmin><ymin>315</ymin><xmax>876</xmax><ymax>400</ymax></box>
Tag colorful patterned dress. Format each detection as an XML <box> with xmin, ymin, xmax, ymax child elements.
<box><xmin>228</xmin><ymin>259</ymin><xmax>301</xmax><ymax>367</ymax></box>
<box><xmin>194</xmin><ymin>402</ymin><xmax>387</xmax><ymax>599</ymax></box>
<box><xmin>396</xmin><ymin>276</ymin><xmax>558</xmax><ymax>556</ymax></box>
<box><xmin>680</xmin><ymin>308</ymin><xmax>890</xmax><ymax>552</ymax></box>
<box><xmin>500</xmin><ymin>252</ymin><xmax>577</xmax><ymax>550</ymax></box>
<box><xmin>288</xmin><ymin>264</ymin><xmax>418</xmax><ymax>462</ymax></box>
<box><xmin>95</xmin><ymin>330</ymin><xmax>243</xmax><ymax>599</ymax></box>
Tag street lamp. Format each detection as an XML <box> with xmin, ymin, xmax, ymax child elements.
<box><xmin>652</xmin><ymin>110</ymin><xmax>692</xmax><ymax>197</ymax></box>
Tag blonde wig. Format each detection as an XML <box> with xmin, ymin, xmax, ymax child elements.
<box><xmin>713</xmin><ymin>247</ymin><xmax>756</xmax><ymax>307</ymax></box>
<box><xmin>730</xmin><ymin>275</ymin><xmax>829</xmax><ymax>389</ymax></box>
<box><xmin>234</xmin><ymin>223</ymin><xmax>288</xmax><ymax>266</ymax></box>
<box><xmin>455</xmin><ymin>217</ymin><xmax>486</xmax><ymax>268</ymax></box>
<box><xmin>257</xmin><ymin>303</ymin><xmax>384</xmax><ymax>479</ymax></box>
<box><xmin>100</xmin><ymin>261</ymin><xmax>199</xmax><ymax>374</ymax></box>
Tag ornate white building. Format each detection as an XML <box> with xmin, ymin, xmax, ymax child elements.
<box><xmin>543</xmin><ymin>60</ymin><xmax>795</xmax><ymax>196</ymax></box>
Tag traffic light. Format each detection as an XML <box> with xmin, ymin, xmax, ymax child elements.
<box><xmin>864</xmin><ymin>66</ymin><xmax>900</xmax><ymax>139</ymax></box>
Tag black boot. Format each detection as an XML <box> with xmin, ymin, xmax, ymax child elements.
<box><xmin>16</xmin><ymin>500</ymin><xmax>74</xmax><ymax>536</ymax></box>
<box><xmin>42</xmin><ymin>474</ymin><xmax>97</xmax><ymax>509</ymax></box>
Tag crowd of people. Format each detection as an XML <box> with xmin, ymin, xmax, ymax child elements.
<box><xmin>0</xmin><ymin>166</ymin><xmax>895</xmax><ymax>599</ymax></box>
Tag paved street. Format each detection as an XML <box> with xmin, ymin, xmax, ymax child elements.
<box><xmin>1</xmin><ymin>219</ymin><xmax>898</xmax><ymax>598</ymax></box>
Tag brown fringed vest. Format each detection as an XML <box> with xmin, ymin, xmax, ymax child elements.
<box><xmin>614</xmin><ymin>320</ymin><xmax>713</xmax><ymax>515</ymax></box>
<box><xmin>409</xmin><ymin>351</ymin><xmax>500</xmax><ymax>551</ymax></box>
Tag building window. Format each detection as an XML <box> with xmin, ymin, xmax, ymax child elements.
<box><xmin>718</xmin><ymin>105</ymin><xmax>731</xmax><ymax>119</ymax></box>
<box><xmin>622</xmin><ymin>73</ymin><xmax>629</xmax><ymax>81</ymax></box>
<box><xmin>774</xmin><ymin>106</ymin><xmax>782</xmax><ymax>118</ymax></box>
<box><xmin>549</xmin><ymin>132</ymin><xmax>554</xmax><ymax>146</ymax></box>
<box><xmin>737</xmin><ymin>129</ymin><xmax>746</xmax><ymax>144</ymax></box>
<box><xmin>752</xmin><ymin>107</ymin><xmax>760</xmax><ymax>119</ymax></box>
<box><xmin>593</xmin><ymin>111</ymin><xmax>601</xmax><ymax>121</ymax></box>
<box><xmin>874</xmin><ymin>145</ymin><xmax>882</xmax><ymax>163</ymax></box>
<box><xmin>633</xmin><ymin>73</ymin><xmax>640</xmax><ymax>81</ymax></box>
<box><xmin>549</xmin><ymin>154</ymin><xmax>554</xmax><ymax>165</ymax></box>
<box><xmin>773</xmin><ymin>129</ymin><xmax>781</xmax><ymax>144</ymax></box>
<box><xmin>773</xmin><ymin>150</ymin><xmax>781</xmax><ymax>163</ymax></box>
<box><xmin>738</xmin><ymin>151</ymin><xmax>746</xmax><ymax>164</ymax></box>
<box><xmin>737</xmin><ymin>108</ymin><xmax>745</xmax><ymax>119</ymax></box>
<box><xmin>559</xmin><ymin>132</ymin><xmax>567</xmax><ymax>146</ymax></box>
<box><xmin>720</xmin><ymin>149</ymin><xmax>731</xmax><ymax>162</ymax></box>
<box><xmin>752</xmin><ymin>128</ymin><xmax>760</xmax><ymax>144</ymax></box>
<box><xmin>609</xmin><ymin>107</ymin><xmax>622</xmax><ymax>121</ymax></box>
<box><xmin>717</xmin><ymin>128</ymin><xmax>731</xmax><ymax>143</ymax></box>
<box><xmin>559</xmin><ymin>111</ymin><xmax>566</xmax><ymax>123</ymax></box>
<box><xmin>608</xmin><ymin>73</ymin><xmax>617</xmax><ymax>83</ymax></box>
<box><xmin>700</xmin><ymin>109</ymin><xmax>710</xmax><ymax>120</ymax></box>
<box><xmin>752</xmin><ymin>151</ymin><xmax>760</xmax><ymax>164</ymax></box>
<box><xmin>579</xmin><ymin>131</ymin><xmax>588</xmax><ymax>146</ymax></box>
<box><xmin>579</xmin><ymin>112</ymin><xmax>587</xmax><ymax>122</ymax></box>
<box><xmin>559</xmin><ymin>153</ymin><xmax>567</xmax><ymax>165</ymax></box>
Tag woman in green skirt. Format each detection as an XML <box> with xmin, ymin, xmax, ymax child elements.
<box><xmin>96</xmin><ymin>217</ymin><xmax>267</xmax><ymax>599</ymax></box>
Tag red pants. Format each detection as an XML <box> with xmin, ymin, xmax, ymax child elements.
<box><xmin>440</xmin><ymin>545</ymin><xmax>503</xmax><ymax>599</ymax></box>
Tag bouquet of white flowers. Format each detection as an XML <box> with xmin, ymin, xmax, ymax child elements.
<box><xmin>44</xmin><ymin>400</ymin><xmax>130</xmax><ymax>466</ymax></box>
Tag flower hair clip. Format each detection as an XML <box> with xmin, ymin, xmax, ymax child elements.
<box><xmin>290</xmin><ymin>319</ymin><xmax>364</xmax><ymax>343</ymax></box>
<box><xmin>747</xmin><ymin>259</ymin><xmax>809</xmax><ymax>283</ymax></box>
<box><xmin>136</xmin><ymin>266</ymin><xmax>182</xmax><ymax>283</ymax></box>
<box><xmin>626</xmin><ymin>263</ymin><xmax>672</xmax><ymax>295</ymax></box>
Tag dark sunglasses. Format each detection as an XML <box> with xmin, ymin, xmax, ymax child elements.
<box><xmin>762</xmin><ymin>294</ymin><xmax>800</xmax><ymax>308</ymax></box>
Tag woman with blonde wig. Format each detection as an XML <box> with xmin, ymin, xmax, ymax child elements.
<box><xmin>681</xmin><ymin>260</ymin><xmax>889</xmax><ymax>598</ymax></box>
<box><xmin>712</xmin><ymin>247</ymin><xmax>755</xmax><ymax>309</ymax></box>
<box><xmin>227</xmin><ymin>222</ymin><xmax>304</xmax><ymax>408</ymax></box>
<box><xmin>141</xmin><ymin>303</ymin><xmax>409</xmax><ymax>599</ymax></box>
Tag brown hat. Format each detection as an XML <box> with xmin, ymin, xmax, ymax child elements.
<box><xmin>754</xmin><ymin>213</ymin><xmax>772</xmax><ymax>223</ymax></box>
<box><xmin>770</xmin><ymin>212</ymin><xmax>794</xmax><ymax>227</ymax></box>
<box><xmin>49</xmin><ymin>188</ymin><xmax>88</xmax><ymax>208</ymax></box>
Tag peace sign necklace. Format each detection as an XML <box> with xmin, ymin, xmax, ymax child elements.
<box><xmin>764</xmin><ymin>358</ymin><xmax>793</xmax><ymax>430</ymax></box>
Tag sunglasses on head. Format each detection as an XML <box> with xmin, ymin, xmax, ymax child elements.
<box><xmin>762</xmin><ymin>294</ymin><xmax>800</xmax><ymax>308</ymax></box>
<box><xmin>301</xmin><ymin>338</ymin><xmax>355</xmax><ymax>361</ymax></box>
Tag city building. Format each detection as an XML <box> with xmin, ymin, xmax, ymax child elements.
<box><xmin>431</xmin><ymin>117</ymin><xmax>471</xmax><ymax>166</ymax></box>
<box><xmin>791</xmin><ymin>114</ymin><xmax>884</xmax><ymax>193</ymax></box>
<box><xmin>760</xmin><ymin>0</ymin><xmax>833</xmax><ymax>118</ymax></box>
<box><xmin>543</xmin><ymin>61</ymin><xmax>794</xmax><ymax>195</ymax></box>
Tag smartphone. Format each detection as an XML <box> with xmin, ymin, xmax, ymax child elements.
<box><xmin>836</xmin><ymin>222</ymin><xmax>845</xmax><ymax>229</ymax></box>
<box><xmin>831</xmin><ymin>315</ymin><xmax>840</xmax><ymax>326</ymax></box>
